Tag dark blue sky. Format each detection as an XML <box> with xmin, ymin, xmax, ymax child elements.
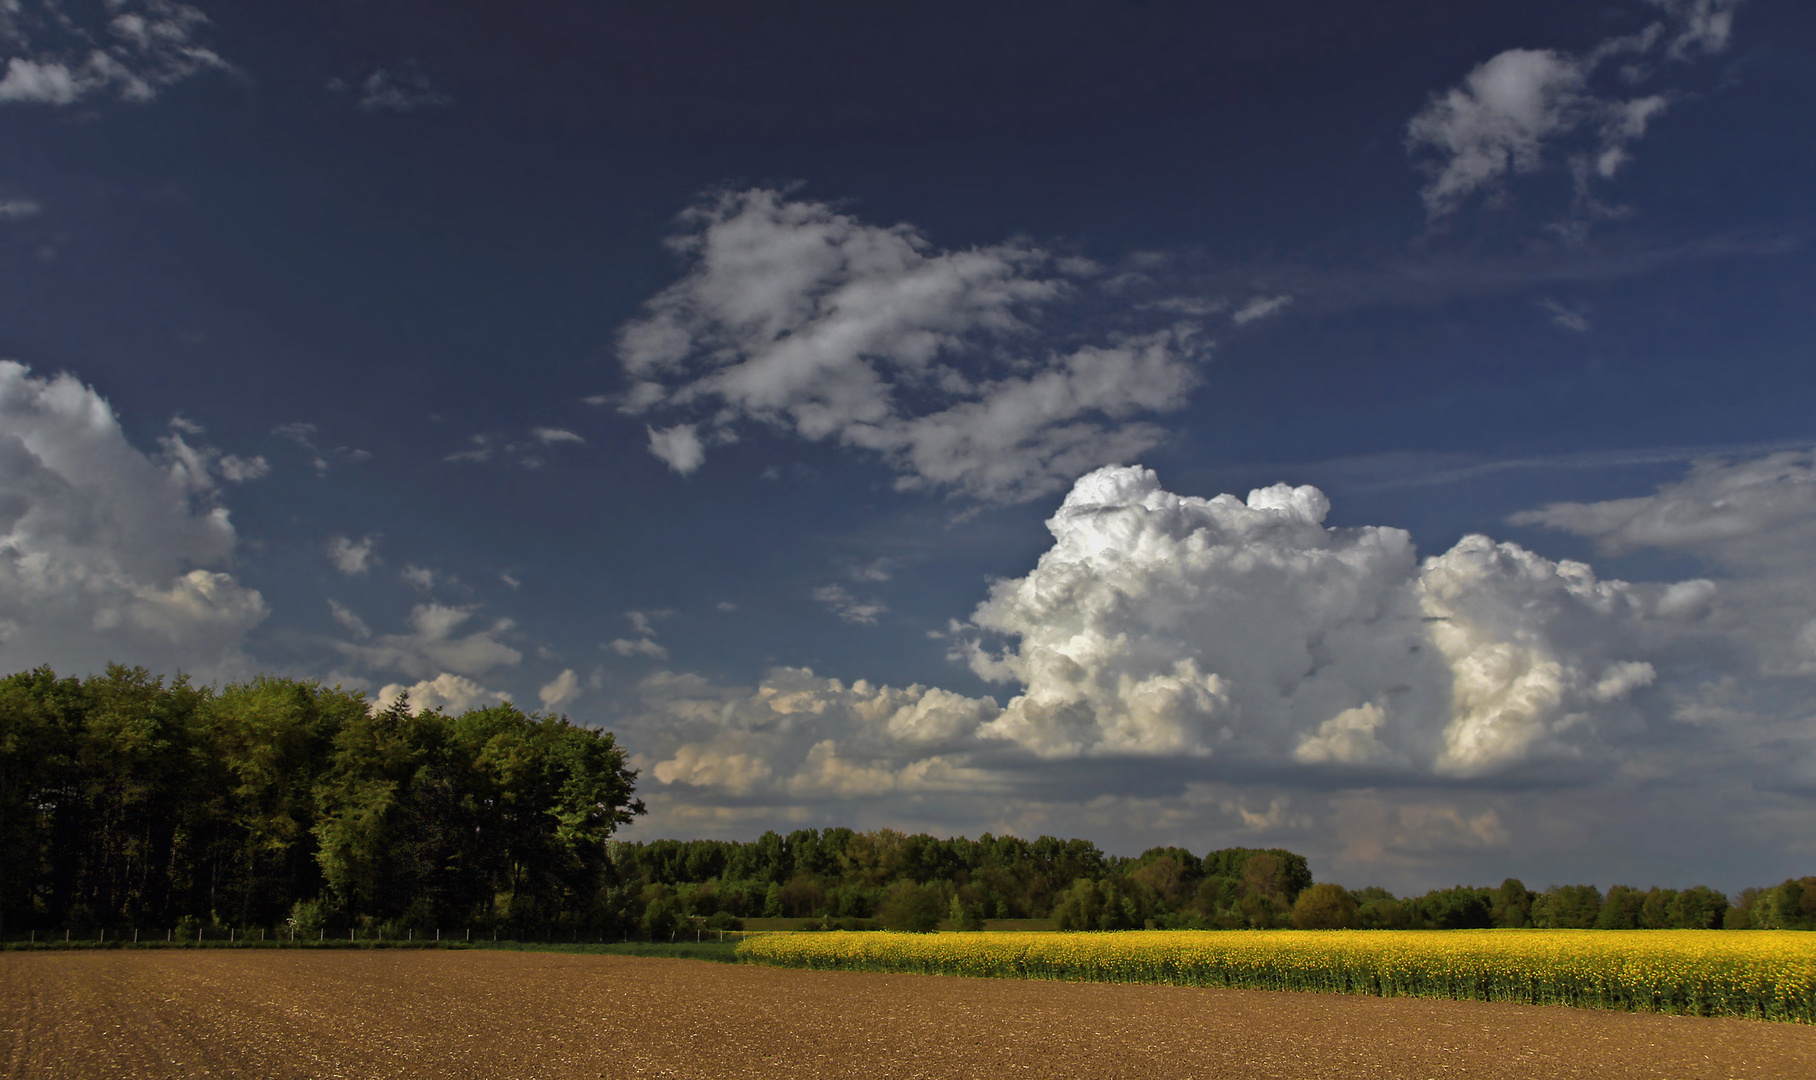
<box><xmin>3</xmin><ymin>0</ymin><xmax>1813</xmax><ymax>891</ymax></box>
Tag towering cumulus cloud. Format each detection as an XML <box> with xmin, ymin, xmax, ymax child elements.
<box><xmin>966</xmin><ymin>466</ymin><xmax>1661</xmax><ymax>774</ymax></box>
<box><xmin>616</xmin><ymin>189</ymin><xmax>1203</xmax><ymax>502</ymax></box>
<box><xmin>0</xmin><ymin>361</ymin><xmax>266</xmax><ymax>677</ymax></box>
<box><xmin>639</xmin><ymin>465</ymin><xmax>1713</xmax><ymax>821</ymax></box>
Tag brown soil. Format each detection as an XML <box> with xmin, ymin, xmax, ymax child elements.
<box><xmin>3</xmin><ymin>950</ymin><xmax>1811</xmax><ymax>1079</ymax></box>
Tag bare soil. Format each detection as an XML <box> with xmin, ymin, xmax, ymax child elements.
<box><xmin>3</xmin><ymin>950</ymin><xmax>1812</xmax><ymax>1079</ymax></box>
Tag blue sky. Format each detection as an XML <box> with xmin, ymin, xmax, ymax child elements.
<box><xmin>2</xmin><ymin>0</ymin><xmax>1813</xmax><ymax>893</ymax></box>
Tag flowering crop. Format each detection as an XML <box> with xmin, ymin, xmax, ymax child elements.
<box><xmin>736</xmin><ymin>930</ymin><xmax>1816</xmax><ymax>1022</ymax></box>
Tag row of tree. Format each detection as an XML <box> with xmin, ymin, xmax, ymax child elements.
<box><xmin>0</xmin><ymin>666</ymin><xmax>643</xmax><ymax>937</ymax></box>
<box><xmin>614</xmin><ymin>834</ymin><xmax>1815</xmax><ymax>932</ymax></box>
<box><xmin>5</xmin><ymin>665</ymin><xmax>1813</xmax><ymax>936</ymax></box>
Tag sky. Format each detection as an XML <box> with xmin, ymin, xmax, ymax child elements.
<box><xmin>2</xmin><ymin>0</ymin><xmax>1813</xmax><ymax>894</ymax></box>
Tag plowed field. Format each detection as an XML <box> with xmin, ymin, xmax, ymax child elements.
<box><xmin>3</xmin><ymin>950</ymin><xmax>1812</xmax><ymax>1079</ymax></box>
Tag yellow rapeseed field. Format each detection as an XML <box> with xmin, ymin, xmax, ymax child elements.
<box><xmin>736</xmin><ymin>930</ymin><xmax>1816</xmax><ymax>1022</ymax></box>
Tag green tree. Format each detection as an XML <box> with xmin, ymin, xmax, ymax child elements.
<box><xmin>875</xmin><ymin>880</ymin><xmax>944</xmax><ymax>932</ymax></box>
<box><xmin>1291</xmin><ymin>883</ymin><xmax>1360</xmax><ymax>929</ymax></box>
<box><xmin>1531</xmin><ymin>885</ymin><xmax>1602</xmax><ymax>929</ymax></box>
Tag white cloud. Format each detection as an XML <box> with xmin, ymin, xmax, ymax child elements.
<box><xmin>539</xmin><ymin>667</ymin><xmax>582</xmax><ymax>710</ymax></box>
<box><xmin>0</xmin><ymin>1</ymin><xmax>230</xmax><ymax>107</ymax></box>
<box><xmin>1539</xmin><ymin>297</ymin><xmax>1591</xmax><ymax>332</ymax></box>
<box><xmin>274</xmin><ymin>422</ymin><xmax>369</xmax><ymax>475</ymax></box>
<box><xmin>400</xmin><ymin>564</ymin><xmax>437</xmax><ymax>592</ymax></box>
<box><xmin>0</xmin><ymin>196</ymin><xmax>41</xmax><ymax>219</ymax></box>
<box><xmin>0</xmin><ymin>360</ymin><xmax>265</xmax><ymax>678</ymax></box>
<box><xmin>646</xmin><ymin>422</ymin><xmax>705</xmax><ymax>475</ymax></box>
<box><xmin>611</xmin><ymin>452</ymin><xmax>1816</xmax><ymax>890</ymax></box>
<box><xmin>447</xmin><ymin>428</ymin><xmax>580</xmax><ymax>469</ymax></box>
<box><xmin>609</xmin><ymin>637</ymin><xmax>669</xmax><ymax>660</ymax></box>
<box><xmin>1230</xmin><ymin>294</ymin><xmax>1292</xmax><ymax>325</ymax></box>
<box><xmin>353</xmin><ymin>67</ymin><xmax>451</xmax><ymax>112</ymax></box>
<box><xmin>327</xmin><ymin>599</ymin><xmax>371</xmax><ymax>640</ymax></box>
<box><xmin>1511</xmin><ymin>448</ymin><xmax>1816</xmax><ymax>676</ymax></box>
<box><xmin>1405</xmin><ymin>2</ymin><xmax>1738</xmax><ymax>222</ymax></box>
<box><xmin>959</xmin><ymin>465</ymin><xmax>1676</xmax><ymax>773</ymax></box>
<box><xmin>616</xmin><ymin>189</ymin><xmax>1204</xmax><ymax>502</ymax></box>
<box><xmin>1651</xmin><ymin>0</ymin><xmax>1741</xmax><ymax>58</ymax></box>
<box><xmin>327</xmin><ymin>534</ymin><xmax>379</xmax><ymax>576</ymax></box>
<box><xmin>376</xmin><ymin>672</ymin><xmax>508</xmax><ymax>715</ymax></box>
<box><xmin>336</xmin><ymin>602</ymin><xmax>521</xmax><ymax>679</ymax></box>
<box><xmin>812</xmin><ymin>584</ymin><xmax>888</xmax><ymax>626</ymax></box>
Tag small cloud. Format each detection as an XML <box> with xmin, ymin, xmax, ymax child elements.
<box><xmin>501</xmin><ymin>571</ymin><xmax>522</xmax><ymax>589</ymax></box>
<box><xmin>608</xmin><ymin>637</ymin><xmax>669</xmax><ymax>660</ymax></box>
<box><xmin>1231</xmin><ymin>295</ymin><xmax>1294</xmax><ymax>325</ymax></box>
<box><xmin>328</xmin><ymin>534</ymin><xmax>380</xmax><ymax>576</ymax></box>
<box><xmin>168</xmin><ymin>415</ymin><xmax>206</xmax><ymax>435</ymax></box>
<box><xmin>376</xmin><ymin>673</ymin><xmax>507</xmax><ymax>714</ymax></box>
<box><xmin>0</xmin><ymin>198</ymin><xmax>41</xmax><ymax>219</ymax></box>
<box><xmin>1144</xmin><ymin>296</ymin><xmax>1228</xmax><ymax>317</ymax></box>
<box><xmin>448</xmin><ymin>429</ymin><xmax>578</xmax><ymax>468</ymax></box>
<box><xmin>716</xmin><ymin>601</ymin><xmax>737</xmax><ymax>612</ymax></box>
<box><xmin>850</xmin><ymin>558</ymin><xmax>894</xmax><ymax>583</ymax></box>
<box><xmin>581</xmin><ymin>394</ymin><xmax>612</xmax><ymax>406</ymax></box>
<box><xmin>813</xmin><ymin>584</ymin><xmax>888</xmax><ymax>626</ymax></box>
<box><xmin>647</xmin><ymin>423</ymin><xmax>705</xmax><ymax>475</ymax></box>
<box><xmin>626</xmin><ymin>609</ymin><xmax>672</xmax><ymax>637</ymax></box>
<box><xmin>274</xmin><ymin>422</ymin><xmax>368</xmax><ymax>475</ymax></box>
<box><xmin>1539</xmin><ymin>297</ymin><xmax>1591</xmax><ymax>332</ymax></box>
<box><xmin>327</xmin><ymin>599</ymin><xmax>372</xmax><ymax>640</ymax></box>
<box><xmin>401</xmin><ymin>564</ymin><xmax>437</xmax><ymax>592</ymax></box>
<box><xmin>352</xmin><ymin>67</ymin><xmax>451</xmax><ymax>113</ymax></box>
<box><xmin>216</xmin><ymin>455</ymin><xmax>270</xmax><ymax>482</ymax></box>
<box><xmin>539</xmin><ymin>668</ymin><xmax>582</xmax><ymax>710</ymax></box>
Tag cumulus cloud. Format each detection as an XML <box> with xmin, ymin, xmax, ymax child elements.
<box><xmin>1406</xmin><ymin>1</ymin><xmax>1739</xmax><ymax>222</ymax></box>
<box><xmin>0</xmin><ymin>0</ymin><xmax>231</xmax><ymax>107</ymax></box>
<box><xmin>647</xmin><ymin>423</ymin><xmax>704</xmax><ymax>475</ymax></box>
<box><xmin>539</xmin><ymin>667</ymin><xmax>582</xmax><ymax>710</ymax></box>
<box><xmin>613</xmin><ymin>464</ymin><xmax>1738</xmax><ymax>824</ymax></box>
<box><xmin>612</xmin><ymin>451</ymin><xmax>1816</xmax><ymax>889</ymax></box>
<box><xmin>609</xmin><ymin>637</ymin><xmax>669</xmax><ymax>659</ymax></box>
<box><xmin>328</xmin><ymin>534</ymin><xmax>378</xmax><ymax>575</ymax></box>
<box><xmin>0</xmin><ymin>360</ymin><xmax>266</xmax><ymax>677</ymax></box>
<box><xmin>616</xmin><ymin>189</ymin><xmax>1204</xmax><ymax>502</ymax></box>
<box><xmin>335</xmin><ymin>602</ymin><xmax>521</xmax><ymax>680</ymax></box>
<box><xmin>956</xmin><ymin>466</ymin><xmax>1676</xmax><ymax>774</ymax></box>
<box><xmin>376</xmin><ymin>672</ymin><xmax>508</xmax><ymax>715</ymax></box>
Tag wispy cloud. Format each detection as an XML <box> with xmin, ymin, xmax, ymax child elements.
<box><xmin>0</xmin><ymin>1</ymin><xmax>232</xmax><ymax>107</ymax></box>
<box><xmin>331</xmin><ymin>66</ymin><xmax>451</xmax><ymax>113</ymax></box>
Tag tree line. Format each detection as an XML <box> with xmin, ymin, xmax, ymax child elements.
<box><xmin>4</xmin><ymin>665</ymin><xmax>1812</xmax><ymax>937</ymax></box>
<box><xmin>0</xmin><ymin>666</ymin><xmax>643</xmax><ymax>937</ymax></box>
